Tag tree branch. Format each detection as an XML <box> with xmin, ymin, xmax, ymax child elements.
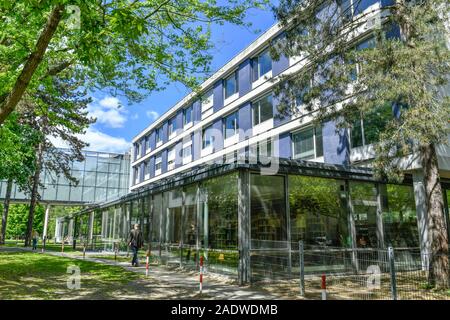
<box><xmin>0</xmin><ymin>4</ymin><xmax>65</xmax><ymax>125</ymax></box>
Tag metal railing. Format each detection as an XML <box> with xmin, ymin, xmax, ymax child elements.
<box><xmin>250</xmin><ymin>241</ymin><xmax>450</xmax><ymax>300</ymax></box>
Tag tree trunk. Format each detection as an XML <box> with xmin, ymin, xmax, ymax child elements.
<box><xmin>0</xmin><ymin>179</ymin><xmax>13</xmax><ymax>245</ymax></box>
<box><xmin>0</xmin><ymin>4</ymin><xmax>65</xmax><ymax>125</ymax></box>
<box><xmin>421</xmin><ymin>143</ymin><xmax>449</xmax><ymax>289</ymax></box>
<box><xmin>24</xmin><ymin>142</ymin><xmax>44</xmax><ymax>247</ymax></box>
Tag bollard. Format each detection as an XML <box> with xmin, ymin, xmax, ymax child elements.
<box><xmin>321</xmin><ymin>274</ymin><xmax>327</xmax><ymax>300</ymax></box>
<box><xmin>83</xmin><ymin>242</ymin><xmax>86</xmax><ymax>259</ymax></box>
<box><xmin>199</xmin><ymin>255</ymin><xmax>204</xmax><ymax>294</ymax></box>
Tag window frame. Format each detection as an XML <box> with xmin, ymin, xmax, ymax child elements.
<box><xmin>292</xmin><ymin>126</ymin><xmax>324</xmax><ymax>160</ymax></box>
<box><xmin>252</xmin><ymin>49</ymin><xmax>272</xmax><ymax>82</ymax></box>
<box><xmin>224</xmin><ymin>71</ymin><xmax>239</xmax><ymax>100</ymax></box>
<box><xmin>252</xmin><ymin>93</ymin><xmax>274</xmax><ymax>126</ymax></box>
<box><xmin>223</xmin><ymin>111</ymin><xmax>239</xmax><ymax>140</ymax></box>
<box><xmin>183</xmin><ymin>105</ymin><xmax>193</xmax><ymax>126</ymax></box>
<box><xmin>202</xmin><ymin>125</ymin><xmax>214</xmax><ymax>150</ymax></box>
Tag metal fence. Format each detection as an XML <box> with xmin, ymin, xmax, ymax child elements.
<box><xmin>250</xmin><ymin>241</ymin><xmax>450</xmax><ymax>300</ymax></box>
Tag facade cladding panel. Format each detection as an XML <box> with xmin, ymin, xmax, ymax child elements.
<box><xmin>238</xmin><ymin>59</ymin><xmax>252</xmax><ymax>96</ymax></box>
<box><xmin>213</xmin><ymin>80</ymin><xmax>224</xmax><ymax>112</ymax></box>
<box><xmin>238</xmin><ymin>102</ymin><xmax>252</xmax><ymax>141</ymax></box>
<box><xmin>193</xmin><ymin>100</ymin><xmax>202</xmax><ymax>124</ymax></box>
<box><xmin>322</xmin><ymin>120</ymin><xmax>350</xmax><ymax>165</ymax></box>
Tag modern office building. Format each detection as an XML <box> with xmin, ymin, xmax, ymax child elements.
<box><xmin>56</xmin><ymin>0</ymin><xmax>450</xmax><ymax>283</ymax></box>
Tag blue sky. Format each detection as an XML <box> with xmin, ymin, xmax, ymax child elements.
<box><xmin>60</xmin><ymin>6</ymin><xmax>277</xmax><ymax>154</ymax></box>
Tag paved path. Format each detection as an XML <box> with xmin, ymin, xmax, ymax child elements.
<box><xmin>1</xmin><ymin>246</ymin><xmax>284</xmax><ymax>300</ymax></box>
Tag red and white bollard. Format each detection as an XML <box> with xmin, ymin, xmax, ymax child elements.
<box><xmin>321</xmin><ymin>274</ymin><xmax>327</xmax><ymax>300</ymax></box>
<box><xmin>145</xmin><ymin>254</ymin><xmax>150</xmax><ymax>277</ymax></box>
<box><xmin>199</xmin><ymin>255</ymin><xmax>204</xmax><ymax>294</ymax></box>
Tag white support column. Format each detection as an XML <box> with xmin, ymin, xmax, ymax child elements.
<box><xmin>55</xmin><ymin>218</ymin><xmax>63</xmax><ymax>243</ymax></box>
<box><xmin>42</xmin><ymin>204</ymin><xmax>51</xmax><ymax>240</ymax></box>
<box><xmin>88</xmin><ymin>211</ymin><xmax>94</xmax><ymax>244</ymax></box>
<box><xmin>412</xmin><ymin>171</ymin><xmax>430</xmax><ymax>269</ymax></box>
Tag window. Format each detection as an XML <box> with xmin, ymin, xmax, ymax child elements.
<box><xmin>183</xmin><ymin>145</ymin><xmax>192</xmax><ymax>159</ymax></box>
<box><xmin>350</xmin><ymin>103</ymin><xmax>392</xmax><ymax>148</ymax></box>
<box><xmin>168</xmin><ymin>117</ymin><xmax>177</xmax><ymax>137</ymax></box>
<box><xmin>134</xmin><ymin>143</ymin><xmax>141</xmax><ymax>160</ymax></box>
<box><xmin>184</xmin><ymin>105</ymin><xmax>193</xmax><ymax>126</ymax></box>
<box><xmin>201</xmin><ymin>90</ymin><xmax>214</xmax><ymax>119</ymax></box>
<box><xmin>252</xmin><ymin>49</ymin><xmax>272</xmax><ymax>82</ymax></box>
<box><xmin>224</xmin><ymin>71</ymin><xmax>238</xmax><ymax>99</ymax></box>
<box><xmin>134</xmin><ymin>167</ymin><xmax>139</xmax><ymax>184</ymax></box>
<box><xmin>155</xmin><ymin>155</ymin><xmax>162</xmax><ymax>173</ymax></box>
<box><xmin>155</xmin><ymin>127</ymin><xmax>162</xmax><ymax>144</ymax></box>
<box><xmin>146</xmin><ymin>134</ymin><xmax>152</xmax><ymax>152</ymax></box>
<box><xmin>292</xmin><ymin>126</ymin><xmax>323</xmax><ymax>160</ymax></box>
<box><xmin>224</xmin><ymin>112</ymin><xmax>239</xmax><ymax>139</ymax></box>
<box><xmin>250</xmin><ymin>138</ymin><xmax>273</xmax><ymax>163</ymax></box>
<box><xmin>144</xmin><ymin>161</ymin><xmax>150</xmax><ymax>178</ymax></box>
<box><xmin>202</xmin><ymin>125</ymin><xmax>214</xmax><ymax>149</ymax></box>
<box><xmin>168</xmin><ymin>147</ymin><xmax>175</xmax><ymax>171</ymax></box>
<box><xmin>252</xmin><ymin>94</ymin><xmax>273</xmax><ymax>126</ymax></box>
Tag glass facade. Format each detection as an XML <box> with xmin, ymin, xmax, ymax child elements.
<box><xmin>58</xmin><ymin>163</ymin><xmax>438</xmax><ymax>283</ymax></box>
<box><xmin>0</xmin><ymin>150</ymin><xmax>130</xmax><ymax>204</ymax></box>
<box><xmin>289</xmin><ymin>176</ymin><xmax>349</xmax><ymax>247</ymax></box>
<box><xmin>382</xmin><ymin>184</ymin><xmax>419</xmax><ymax>248</ymax></box>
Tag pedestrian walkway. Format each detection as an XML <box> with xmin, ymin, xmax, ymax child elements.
<box><xmin>0</xmin><ymin>246</ymin><xmax>284</xmax><ymax>300</ymax></box>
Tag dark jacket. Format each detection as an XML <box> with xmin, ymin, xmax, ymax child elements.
<box><xmin>127</xmin><ymin>229</ymin><xmax>144</xmax><ymax>248</ymax></box>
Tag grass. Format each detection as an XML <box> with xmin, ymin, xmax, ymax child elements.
<box><xmin>0</xmin><ymin>251</ymin><xmax>144</xmax><ymax>300</ymax></box>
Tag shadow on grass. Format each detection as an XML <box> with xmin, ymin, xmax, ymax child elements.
<box><xmin>0</xmin><ymin>251</ymin><xmax>142</xmax><ymax>300</ymax></box>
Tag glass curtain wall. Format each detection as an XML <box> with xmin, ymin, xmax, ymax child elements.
<box><xmin>200</xmin><ymin>173</ymin><xmax>238</xmax><ymax>274</ymax></box>
<box><xmin>350</xmin><ymin>182</ymin><xmax>378</xmax><ymax>248</ymax></box>
<box><xmin>163</xmin><ymin>190</ymin><xmax>183</xmax><ymax>264</ymax></box>
<box><xmin>250</xmin><ymin>174</ymin><xmax>287</xmax><ymax>280</ymax></box>
<box><xmin>182</xmin><ymin>185</ymin><xmax>198</xmax><ymax>268</ymax></box>
<box><xmin>289</xmin><ymin>175</ymin><xmax>350</xmax><ymax>248</ymax></box>
<box><xmin>152</xmin><ymin>193</ymin><xmax>163</xmax><ymax>256</ymax></box>
<box><xmin>381</xmin><ymin>184</ymin><xmax>419</xmax><ymax>248</ymax></box>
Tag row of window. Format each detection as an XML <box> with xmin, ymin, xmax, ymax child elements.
<box><xmin>134</xmin><ymin>48</ymin><xmax>275</xmax><ymax>161</ymax></box>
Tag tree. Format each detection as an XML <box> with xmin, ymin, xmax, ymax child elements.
<box><xmin>21</xmin><ymin>75</ymin><xmax>94</xmax><ymax>247</ymax></box>
<box><xmin>0</xmin><ymin>113</ymin><xmax>38</xmax><ymax>244</ymax></box>
<box><xmin>272</xmin><ymin>0</ymin><xmax>450</xmax><ymax>288</ymax></box>
<box><xmin>0</xmin><ymin>0</ymin><xmax>268</xmax><ymax>124</ymax></box>
<box><xmin>3</xmin><ymin>204</ymin><xmax>45</xmax><ymax>240</ymax></box>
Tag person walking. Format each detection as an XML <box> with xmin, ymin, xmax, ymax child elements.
<box><xmin>31</xmin><ymin>229</ymin><xmax>39</xmax><ymax>251</ymax></box>
<box><xmin>127</xmin><ymin>224</ymin><xmax>144</xmax><ymax>267</ymax></box>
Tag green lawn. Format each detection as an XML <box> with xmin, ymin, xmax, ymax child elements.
<box><xmin>0</xmin><ymin>251</ymin><xmax>144</xmax><ymax>300</ymax></box>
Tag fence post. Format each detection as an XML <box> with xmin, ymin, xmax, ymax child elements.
<box><xmin>388</xmin><ymin>246</ymin><xmax>397</xmax><ymax>300</ymax></box>
<box><xmin>299</xmin><ymin>241</ymin><xmax>305</xmax><ymax>297</ymax></box>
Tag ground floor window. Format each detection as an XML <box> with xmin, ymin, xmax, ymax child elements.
<box><xmin>350</xmin><ymin>181</ymin><xmax>378</xmax><ymax>248</ymax></box>
<box><xmin>289</xmin><ymin>175</ymin><xmax>349</xmax><ymax>247</ymax></box>
<box><xmin>250</xmin><ymin>174</ymin><xmax>287</xmax><ymax>247</ymax></box>
<box><xmin>382</xmin><ymin>184</ymin><xmax>419</xmax><ymax>248</ymax></box>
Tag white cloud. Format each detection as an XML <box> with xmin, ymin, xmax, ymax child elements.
<box><xmin>146</xmin><ymin>110</ymin><xmax>159</xmax><ymax>121</ymax></box>
<box><xmin>88</xmin><ymin>96</ymin><xmax>127</xmax><ymax>128</ymax></box>
<box><xmin>99</xmin><ymin>96</ymin><xmax>120</xmax><ymax>109</ymax></box>
<box><xmin>49</xmin><ymin>128</ymin><xmax>131</xmax><ymax>154</ymax></box>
